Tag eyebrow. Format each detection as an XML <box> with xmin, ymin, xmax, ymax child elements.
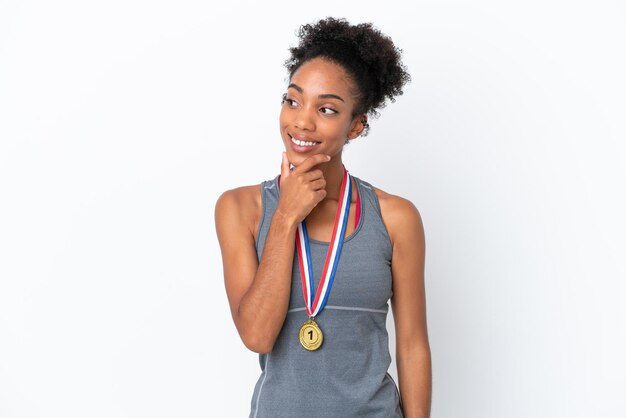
<box><xmin>288</xmin><ymin>83</ymin><xmax>345</xmax><ymax>102</ymax></box>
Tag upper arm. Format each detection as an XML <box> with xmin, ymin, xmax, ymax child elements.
<box><xmin>214</xmin><ymin>188</ymin><xmax>260</xmax><ymax>330</ymax></box>
<box><xmin>382</xmin><ymin>195</ymin><xmax>429</xmax><ymax>350</ymax></box>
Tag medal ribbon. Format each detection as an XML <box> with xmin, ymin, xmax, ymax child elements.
<box><xmin>295</xmin><ymin>165</ymin><xmax>352</xmax><ymax>318</ymax></box>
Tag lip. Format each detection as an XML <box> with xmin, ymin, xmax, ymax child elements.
<box><xmin>290</xmin><ymin>132</ymin><xmax>320</xmax><ymax>143</ymax></box>
<box><xmin>288</xmin><ymin>133</ymin><xmax>321</xmax><ymax>154</ymax></box>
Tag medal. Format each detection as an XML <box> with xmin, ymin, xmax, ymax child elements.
<box><xmin>294</xmin><ymin>165</ymin><xmax>353</xmax><ymax>351</ymax></box>
<box><xmin>298</xmin><ymin>319</ymin><xmax>323</xmax><ymax>351</ymax></box>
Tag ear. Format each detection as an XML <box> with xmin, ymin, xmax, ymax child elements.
<box><xmin>347</xmin><ymin>114</ymin><xmax>368</xmax><ymax>140</ymax></box>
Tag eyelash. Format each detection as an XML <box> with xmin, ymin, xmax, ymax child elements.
<box><xmin>281</xmin><ymin>93</ymin><xmax>338</xmax><ymax>115</ymax></box>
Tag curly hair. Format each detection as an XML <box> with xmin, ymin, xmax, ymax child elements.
<box><xmin>284</xmin><ymin>17</ymin><xmax>411</xmax><ymax>137</ymax></box>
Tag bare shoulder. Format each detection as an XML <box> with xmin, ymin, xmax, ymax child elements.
<box><xmin>214</xmin><ymin>183</ymin><xmax>262</xmax><ymax>239</ymax></box>
<box><xmin>215</xmin><ymin>183</ymin><xmax>261</xmax><ymax>207</ymax></box>
<box><xmin>371</xmin><ymin>185</ymin><xmax>425</xmax><ymax>248</ymax></box>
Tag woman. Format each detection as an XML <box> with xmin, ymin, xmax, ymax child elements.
<box><xmin>215</xmin><ymin>17</ymin><xmax>431</xmax><ymax>418</ymax></box>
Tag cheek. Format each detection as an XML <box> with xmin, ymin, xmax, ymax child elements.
<box><xmin>329</xmin><ymin>119</ymin><xmax>353</xmax><ymax>137</ymax></box>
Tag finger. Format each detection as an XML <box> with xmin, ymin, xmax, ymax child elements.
<box><xmin>303</xmin><ymin>169</ymin><xmax>324</xmax><ymax>182</ymax></box>
<box><xmin>281</xmin><ymin>152</ymin><xmax>291</xmax><ymax>181</ymax></box>
<box><xmin>294</xmin><ymin>153</ymin><xmax>331</xmax><ymax>173</ymax></box>
<box><xmin>315</xmin><ymin>189</ymin><xmax>327</xmax><ymax>202</ymax></box>
<box><xmin>309</xmin><ymin>178</ymin><xmax>326</xmax><ymax>191</ymax></box>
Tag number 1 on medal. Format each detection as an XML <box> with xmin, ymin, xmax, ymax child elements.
<box><xmin>299</xmin><ymin>319</ymin><xmax>323</xmax><ymax>350</ymax></box>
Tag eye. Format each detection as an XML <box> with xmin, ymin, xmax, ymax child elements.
<box><xmin>281</xmin><ymin>93</ymin><xmax>297</xmax><ymax>107</ymax></box>
<box><xmin>320</xmin><ymin>107</ymin><xmax>338</xmax><ymax>115</ymax></box>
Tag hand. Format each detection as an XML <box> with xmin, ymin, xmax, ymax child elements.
<box><xmin>277</xmin><ymin>152</ymin><xmax>330</xmax><ymax>225</ymax></box>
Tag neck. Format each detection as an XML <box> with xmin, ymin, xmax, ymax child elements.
<box><xmin>319</xmin><ymin>154</ymin><xmax>346</xmax><ymax>202</ymax></box>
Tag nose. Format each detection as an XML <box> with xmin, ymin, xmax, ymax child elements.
<box><xmin>294</xmin><ymin>105</ymin><xmax>315</xmax><ymax>131</ymax></box>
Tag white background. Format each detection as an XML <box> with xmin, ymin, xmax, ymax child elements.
<box><xmin>1</xmin><ymin>1</ymin><xmax>625</xmax><ymax>417</ymax></box>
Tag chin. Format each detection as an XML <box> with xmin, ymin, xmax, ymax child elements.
<box><xmin>285</xmin><ymin>152</ymin><xmax>305</xmax><ymax>166</ymax></box>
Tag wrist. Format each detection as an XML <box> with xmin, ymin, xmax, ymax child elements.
<box><xmin>273</xmin><ymin>206</ymin><xmax>299</xmax><ymax>230</ymax></box>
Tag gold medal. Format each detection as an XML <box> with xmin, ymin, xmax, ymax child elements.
<box><xmin>298</xmin><ymin>319</ymin><xmax>323</xmax><ymax>351</ymax></box>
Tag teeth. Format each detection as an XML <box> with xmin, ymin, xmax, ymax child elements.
<box><xmin>290</xmin><ymin>135</ymin><xmax>319</xmax><ymax>147</ymax></box>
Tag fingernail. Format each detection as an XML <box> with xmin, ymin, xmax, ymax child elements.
<box><xmin>326</xmin><ymin>155</ymin><xmax>331</xmax><ymax>160</ymax></box>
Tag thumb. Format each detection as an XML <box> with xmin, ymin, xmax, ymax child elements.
<box><xmin>280</xmin><ymin>152</ymin><xmax>290</xmax><ymax>184</ymax></box>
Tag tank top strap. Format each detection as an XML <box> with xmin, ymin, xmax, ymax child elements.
<box><xmin>255</xmin><ymin>175</ymin><xmax>279</xmax><ymax>258</ymax></box>
<box><xmin>351</xmin><ymin>175</ymin><xmax>393</xmax><ymax>256</ymax></box>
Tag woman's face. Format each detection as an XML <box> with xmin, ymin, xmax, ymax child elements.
<box><xmin>279</xmin><ymin>57</ymin><xmax>364</xmax><ymax>166</ymax></box>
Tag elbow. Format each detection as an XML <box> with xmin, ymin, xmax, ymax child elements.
<box><xmin>234</xmin><ymin>306</ymin><xmax>278</xmax><ymax>353</ymax></box>
<box><xmin>242</xmin><ymin>337</ymin><xmax>274</xmax><ymax>354</ymax></box>
<box><xmin>239</xmin><ymin>329</ymin><xmax>276</xmax><ymax>354</ymax></box>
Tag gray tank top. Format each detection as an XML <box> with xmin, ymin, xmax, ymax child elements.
<box><xmin>251</xmin><ymin>174</ymin><xmax>404</xmax><ymax>418</ymax></box>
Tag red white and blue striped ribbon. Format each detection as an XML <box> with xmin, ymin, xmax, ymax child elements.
<box><xmin>295</xmin><ymin>165</ymin><xmax>352</xmax><ymax>318</ymax></box>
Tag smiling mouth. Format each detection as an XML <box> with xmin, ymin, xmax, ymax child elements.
<box><xmin>289</xmin><ymin>134</ymin><xmax>321</xmax><ymax>147</ymax></box>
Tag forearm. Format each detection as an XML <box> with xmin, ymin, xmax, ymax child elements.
<box><xmin>237</xmin><ymin>210</ymin><xmax>298</xmax><ymax>352</ymax></box>
<box><xmin>397</xmin><ymin>346</ymin><xmax>432</xmax><ymax>418</ymax></box>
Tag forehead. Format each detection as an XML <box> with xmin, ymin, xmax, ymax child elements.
<box><xmin>290</xmin><ymin>57</ymin><xmax>355</xmax><ymax>98</ymax></box>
